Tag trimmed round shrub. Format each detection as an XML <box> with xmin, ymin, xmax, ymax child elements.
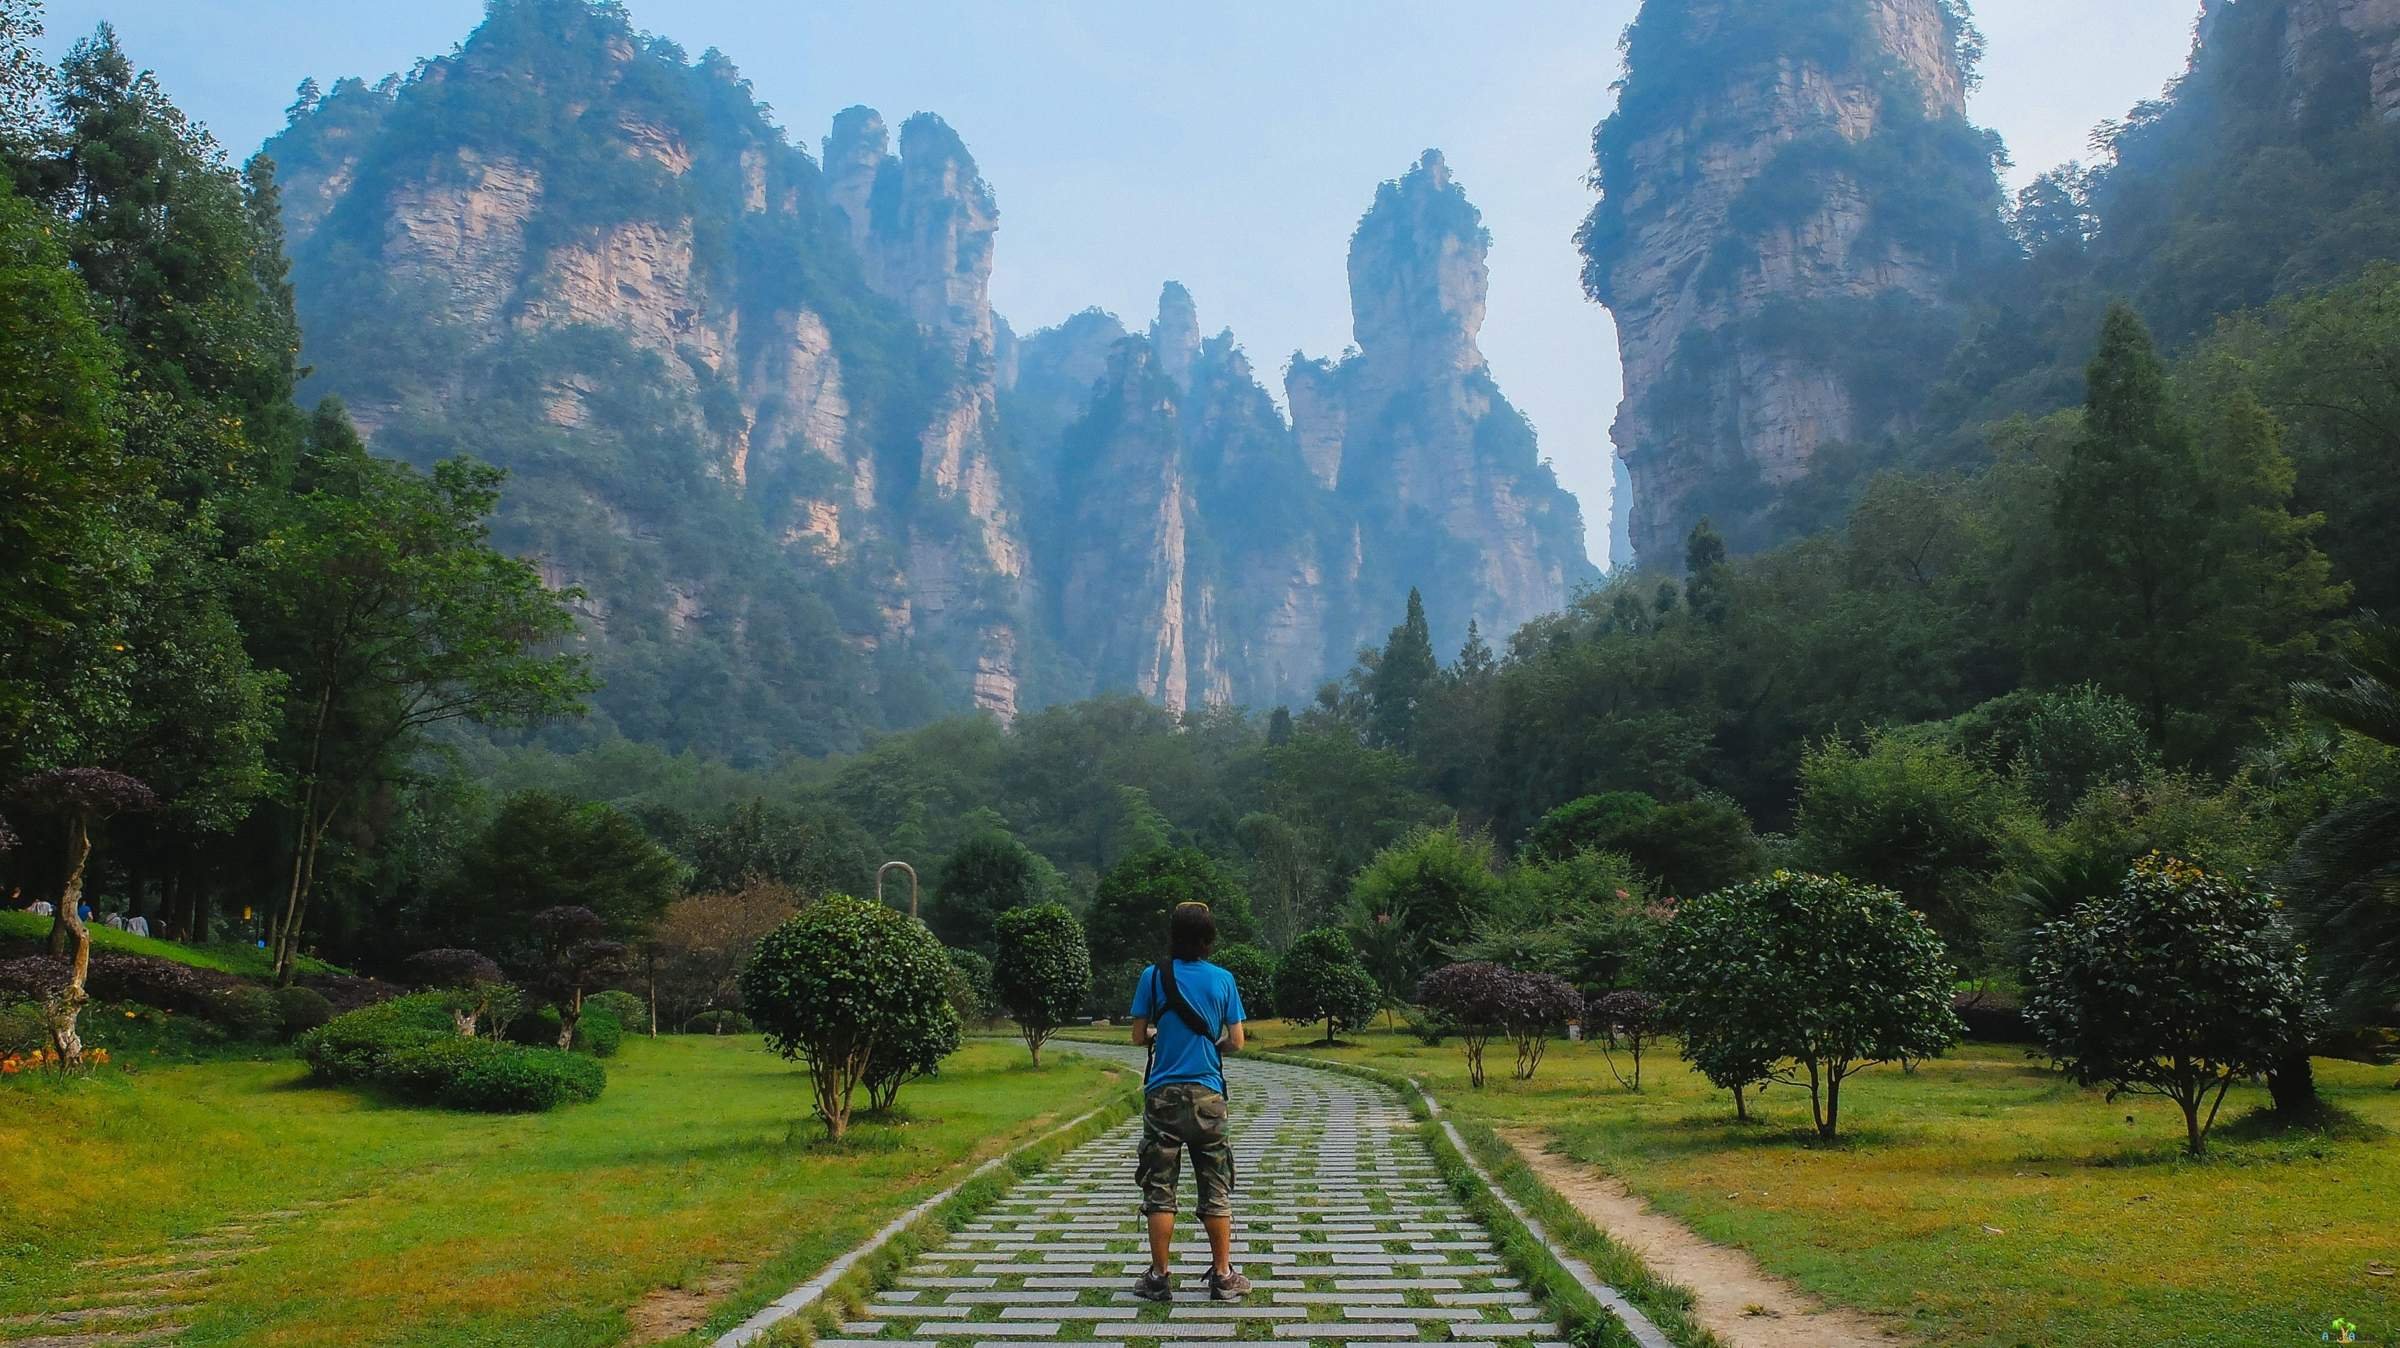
<box><xmin>1276</xmin><ymin>928</ymin><xmax>1382</xmax><ymax>1045</ymax></box>
<box><xmin>2026</xmin><ymin>854</ymin><xmax>2318</xmax><ymax>1155</ymax></box>
<box><xmin>272</xmin><ymin>986</ymin><xmax>336</xmax><ymax>1039</ymax></box>
<box><xmin>1590</xmin><ymin>989</ymin><xmax>1666</xmax><ymax>1090</ymax></box>
<box><xmin>299</xmin><ymin>993</ymin><xmax>456</xmax><ymax>1083</ymax></box>
<box><xmin>504</xmin><ymin>1006</ymin><xmax>624</xmax><ymax>1056</ymax></box>
<box><xmin>585</xmin><ymin>989</ymin><xmax>646</xmax><ymax>1031</ymax></box>
<box><xmin>208</xmin><ymin>986</ymin><xmax>284</xmax><ymax>1042</ymax></box>
<box><xmin>944</xmin><ymin>947</ymin><xmax>996</xmax><ymax>1025</ymax></box>
<box><xmin>383</xmin><ymin>1037</ymin><xmax>606</xmax><ymax>1112</ymax></box>
<box><xmin>1212</xmin><ymin>943</ymin><xmax>1277</xmax><ymax>1019</ymax></box>
<box><xmin>1651</xmin><ymin>870</ymin><xmax>1963</xmax><ymax>1137</ymax></box>
<box><xmin>300</xmin><ymin>993</ymin><xmax>604</xmax><ymax>1111</ymax></box>
<box><xmin>1416</xmin><ymin>961</ymin><xmax>1518</xmax><ymax>1086</ymax></box>
<box><xmin>992</xmin><ymin>903</ymin><xmax>1092</xmax><ymax>1067</ymax></box>
<box><xmin>399</xmin><ymin>948</ymin><xmax>504</xmax><ymax>991</ymax></box>
<box><xmin>739</xmin><ymin>894</ymin><xmax>962</xmax><ymax>1138</ymax></box>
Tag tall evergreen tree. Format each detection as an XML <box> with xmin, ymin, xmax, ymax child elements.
<box><xmin>2033</xmin><ymin>304</ymin><xmax>2343</xmax><ymax>760</ymax></box>
<box><xmin>1369</xmin><ymin>588</ymin><xmax>1438</xmax><ymax>751</ymax></box>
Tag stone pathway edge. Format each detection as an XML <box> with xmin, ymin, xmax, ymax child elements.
<box><xmin>713</xmin><ymin>1079</ymin><xmax>1143</xmax><ymax>1348</ymax></box>
<box><xmin>1239</xmin><ymin>1049</ymin><xmax>1684</xmax><ymax>1348</ymax></box>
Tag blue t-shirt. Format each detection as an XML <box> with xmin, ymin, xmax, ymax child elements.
<box><xmin>1129</xmin><ymin>959</ymin><xmax>1246</xmax><ymax>1095</ymax></box>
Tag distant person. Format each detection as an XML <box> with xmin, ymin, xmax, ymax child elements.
<box><xmin>1126</xmin><ymin>901</ymin><xmax>1249</xmax><ymax>1303</ymax></box>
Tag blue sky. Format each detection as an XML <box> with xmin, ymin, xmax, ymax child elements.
<box><xmin>41</xmin><ymin>1</ymin><xmax>2204</xmax><ymax>567</ymax></box>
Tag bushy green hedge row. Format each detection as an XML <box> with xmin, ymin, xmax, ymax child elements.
<box><xmin>298</xmin><ymin>993</ymin><xmax>605</xmax><ymax>1112</ymax></box>
<box><xmin>504</xmin><ymin>1005</ymin><xmax>626</xmax><ymax>1057</ymax></box>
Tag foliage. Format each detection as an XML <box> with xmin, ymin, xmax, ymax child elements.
<box><xmin>1346</xmin><ymin>824</ymin><xmax>1502</xmax><ymax>989</ymax></box>
<box><xmin>380</xmin><ymin>1033</ymin><xmax>606</xmax><ymax>1112</ymax></box>
<box><xmin>1415</xmin><ymin>961</ymin><xmax>1578</xmax><ymax>1086</ymax></box>
<box><xmin>442</xmin><ymin>790</ymin><xmax>680</xmax><ymax>955</ymax></box>
<box><xmin>739</xmin><ymin>894</ymin><xmax>959</xmax><ymax>1138</ymax></box>
<box><xmin>927</xmin><ymin>830</ymin><xmax>1043</xmax><ymax>954</ymax></box>
<box><xmin>1274</xmin><ymin>927</ymin><xmax>1381</xmax><ymax>1045</ymax></box>
<box><xmin>1211</xmin><ymin>942</ymin><xmax>1276</xmax><ymax>1020</ymax></box>
<box><xmin>1450</xmin><ymin>849</ymin><xmax>1663</xmax><ymax>999</ymax></box>
<box><xmin>2282</xmin><ymin>615</ymin><xmax>2400</xmax><ymax>1027</ymax></box>
<box><xmin>647</xmin><ymin>880</ymin><xmax>796</xmax><ymax>1033</ymax></box>
<box><xmin>1793</xmin><ymin>730</ymin><xmax>2044</xmax><ymax>969</ymax></box>
<box><xmin>990</xmin><ymin>902</ymin><xmax>1089</xmax><ymax>1067</ymax></box>
<box><xmin>681</xmin><ymin>797</ymin><xmax>875</xmax><ymax>900</ymax></box>
<box><xmin>271</xmin><ymin>985</ymin><xmax>335</xmax><ymax>1038</ymax></box>
<box><xmin>584</xmin><ymin>988</ymin><xmax>645</xmax><ymax>1032</ymax></box>
<box><xmin>1590</xmin><ymin>989</ymin><xmax>1666</xmax><ymax>1091</ymax></box>
<box><xmin>1651</xmin><ymin>871</ymin><xmax>1963</xmax><ymax>1137</ymax></box>
<box><xmin>517</xmin><ymin>906</ymin><xmax>629</xmax><ymax>1051</ymax></box>
<box><xmin>2025</xmin><ymin>855</ymin><xmax>2320</xmax><ymax>1155</ymax></box>
<box><xmin>1084</xmin><ymin>847</ymin><xmax>1255</xmax><ymax>970</ymax></box>
<box><xmin>943</xmin><ymin>947</ymin><xmax>996</xmax><ymax>1025</ymax></box>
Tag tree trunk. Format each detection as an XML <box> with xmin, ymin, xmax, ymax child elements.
<box><xmin>1821</xmin><ymin>1070</ymin><xmax>1842</xmax><ymax>1140</ymax></box>
<box><xmin>1807</xmin><ymin>1058</ymin><xmax>1827</xmax><ymax>1137</ymax></box>
<box><xmin>2181</xmin><ymin>1096</ymin><xmax>2206</xmax><ymax>1156</ymax></box>
<box><xmin>50</xmin><ymin>814</ymin><xmax>94</xmax><ymax>1070</ymax></box>
<box><xmin>558</xmin><ymin>986</ymin><xmax>582</xmax><ymax>1050</ymax></box>
<box><xmin>2265</xmin><ymin>1049</ymin><xmax>2319</xmax><ymax>1116</ymax></box>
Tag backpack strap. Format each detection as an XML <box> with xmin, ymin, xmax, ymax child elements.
<box><xmin>1149</xmin><ymin>960</ymin><xmax>1229</xmax><ymax>1097</ymax></box>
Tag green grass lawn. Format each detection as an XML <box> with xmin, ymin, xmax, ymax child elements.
<box><xmin>0</xmin><ymin>1035</ymin><xmax>1126</xmax><ymax>1346</ymax></box>
<box><xmin>1249</xmin><ymin>1022</ymin><xmax>2397</xmax><ymax>1348</ymax></box>
<box><xmin>0</xmin><ymin>908</ymin><xmax>348</xmax><ymax>978</ymax></box>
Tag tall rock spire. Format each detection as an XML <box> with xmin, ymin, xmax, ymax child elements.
<box><xmin>1149</xmin><ymin>281</ymin><xmax>1202</xmax><ymax>392</ymax></box>
<box><xmin>1580</xmin><ymin>0</ymin><xmax>2009</xmax><ymax>566</ymax></box>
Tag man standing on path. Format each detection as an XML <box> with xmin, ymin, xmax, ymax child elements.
<box><xmin>1127</xmin><ymin>900</ymin><xmax>1250</xmax><ymax>1303</ymax></box>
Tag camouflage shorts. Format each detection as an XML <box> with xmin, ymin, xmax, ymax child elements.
<box><xmin>1136</xmin><ymin>1084</ymin><xmax>1235</xmax><ymax>1217</ymax></box>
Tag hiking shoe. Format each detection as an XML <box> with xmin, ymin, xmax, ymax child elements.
<box><xmin>1206</xmin><ymin>1268</ymin><xmax>1251</xmax><ymax>1302</ymax></box>
<box><xmin>1132</xmin><ymin>1269</ymin><xmax>1175</xmax><ymax>1302</ymax></box>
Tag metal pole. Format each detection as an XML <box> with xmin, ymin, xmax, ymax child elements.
<box><xmin>877</xmin><ymin>860</ymin><xmax>919</xmax><ymax>919</ymax></box>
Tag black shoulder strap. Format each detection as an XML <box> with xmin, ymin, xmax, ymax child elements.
<box><xmin>1149</xmin><ymin>960</ymin><xmax>1229</xmax><ymax>1095</ymax></box>
<box><xmin>1155</xmin><ymin>959</ymin><xmax>1216</xmax><ymax>1040</ymax></box>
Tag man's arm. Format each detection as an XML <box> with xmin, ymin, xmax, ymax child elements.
<box><xmin>1131</xmin><ymin>1017</ymin><xmax>1156</xmax><ymax>1047</ymax></box>
<box><xmin>1220</xmin><ymin>1020</ymin><xmax>1245</xmax><ymax>1052</ymax></box>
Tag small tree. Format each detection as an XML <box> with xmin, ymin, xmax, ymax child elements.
<box><xmin>1276</xmin><ymin>927</ymin><xmax>1381</xmax><ymax>1045</ymax></box>
<box><xmin>863</xmin><ymin>984</ymin><xmax>963</xmax><ymax>1114</ymax></box>
<box><xmin>1508</xmin><ymin>970</ymin><xmax>1582</xmax><ymax>1081</ymax></box>
<box><xmin>739</xmin><ymin>894</ymin><xmax>958</xmax><ymax>1139</ymax></box>
<box><xmin>2025</xmin><ymin>854</ymin><xmax>2319</xmax><ymax>1155</ymax></box>
<box><xmin>1347</xmin><ymin>824</ymin><xmax>1503</xmax><ymax>982</ymax></box>
<box><xmin>649</xmin><ymin>881</ymin><xmax>799</xmax><ymax>1031</ymax></box>
<box><xmin>522</xmin><ymin>907</ymin><xmax>630</xmax><ymax>1051</ymax></box>
<box><xmin>1213</xmin><ymin>942</ymin><xmax>1277</xmax><ymax>1019</ymax></box>
<box><xmin>928</xmin><ymin>830</ymin><xmax>1042</xmax><ymax>953</ymax></box>
<box><xmin>992</xmin><ymin>903</ymin><xmax>1090</xmax><ymax>1067</ymax></box>
<box><xmin>399</xmin><ymin>948</ymin><xmax>508</xmax><ymax>1037</ymax></box>
<box><xmin>1085</xmin><ymin>847</ymin><xmax>1256</xmax><ymax>969</ymax></box>
<box><xmin>8</xmin><ymin>769</ymin><xmax>157</xmax><ymax>1069</ymax></box>
<box><xmin>1651</xmin><ymin>871</ymin><xmax>1963</xmax><ymax>1138</ymax></box>
<box><xmin>1416</xmin><ymin>961</ymin><xmax>1516</xmax><ymax>1087</ymax></box>
<box><xmin>944</xmin><ymin>947</ymin><xmax>997</xmax><ymax>1026</ymax></box>
<box><xmin>1592</xmin><ymin>989</ymin><xmax>1665</xmax><ymax>1091</ymax></box>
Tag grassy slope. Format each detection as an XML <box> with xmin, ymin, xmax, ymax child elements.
<box><xmin>0</xmin><ymin>1036</ymin><xmax>1124</xmax><ymax>1346</ymax></box>
<box><xmin>1253</xmin><ymin>1023</ymin><xmax>2396</xmax><ymax>1348</ymax></box>
<box><xmin>0</xmin><ymin>909</ymin><xmax>347</xmax><ymax>978</ymax></box>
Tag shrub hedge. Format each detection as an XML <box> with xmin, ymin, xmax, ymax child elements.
<box><xmin>505</xmin><ymin>1005</ymin><xmax>625</xmax><ymax>1056</ymax></box>
<box><xmin>299</xmin><ymin>993</ymin><xmax>604</xmax><ymax>1112</ymax></box>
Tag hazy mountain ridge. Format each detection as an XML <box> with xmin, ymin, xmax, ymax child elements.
<box><xmin>269</xmin><ymin>0</ymin><xmax>1591</xmax><ymax>760</ymax></box>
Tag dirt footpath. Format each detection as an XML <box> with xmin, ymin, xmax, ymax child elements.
<box><xmin>1497</xmin><ymin>1127</ymin><xmax>1911</xmax><ymax>1348</ymax></box>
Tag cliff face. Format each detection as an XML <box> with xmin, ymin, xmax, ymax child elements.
<box><xmin>1296</xmin><ymin>152</ymin><xmax>1594</xmax><ymax>656</ymax></box>
<box><xmin>1581</xmin><ymin>0</ymin><xmax>2008</xmax><ymax>565</ymax></box>
<box><xmin>269</xmin><ymin>0</ymin><xmax>1593</xmax><ymax>754</ymax></box>
<box><xmin>2276</xmin><ymin>0</ymin><xmax>2400</xmax><ymax>119</ymax></box>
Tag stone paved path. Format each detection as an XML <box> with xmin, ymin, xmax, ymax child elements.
<box><xmin>818</xmin><ymin>1045</ymin><xmax>1568</xmax><ymax>1348</ymax></box>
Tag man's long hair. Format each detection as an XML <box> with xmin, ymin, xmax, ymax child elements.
<box><xmin>1169</xmin><ymin>901</ymin><xmax>1217</xmax><ymax>961</ymax></box>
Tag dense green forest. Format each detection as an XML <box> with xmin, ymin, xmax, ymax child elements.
<box><xmin>1</xmin><ymin>2</ymin><xmax>2397</xmax><ymax>1072</ymax></box>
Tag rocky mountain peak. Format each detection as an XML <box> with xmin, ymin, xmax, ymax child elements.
<box><xmin>1149</xmin><ymin>281</ymin><xmax>1202</xmax><ymax>391</ymax></box>
<box><xmin>1581</xmin><ymin>0</ymin><xmax>2007</xmax><ymax>566</ymax></box>
<box><xmin>824</xmin><ymin>107</ymin><xmax>999</xmax><ymax>359</ymax></box>
<box><xmin>1347</xmin><ymin>148</ymin><xmax>1490</xmax><ymax>379</ymax></box>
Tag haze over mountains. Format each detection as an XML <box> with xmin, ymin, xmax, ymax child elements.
<box><xmin>234</xmin><ymin>0</ymin><xmax>2400</xmax><ymax>760</ymax></box>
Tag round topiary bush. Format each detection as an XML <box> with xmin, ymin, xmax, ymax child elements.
<box><xmin>1276</xmin><ymin>928</ymin><xmax>1382</xmax><ymax>1045</ymax></box>
<box><xmin>299</xmin><ymin>993</ymin><xmax>455</xmax><ymax>1083</ymax></box>
<box><xmin>300</xmin><ymin>993</ymin><xmax>605</xmax><ymax>1111</ymax></box>
<box><xmin>944</xmin><ymin>947</ymin><xmax>996</xmax><ymax>1025</ymax></box>
<box><xmin>1651</xmin><ymin>870</ymin><xmax>1963</xmax><ymax>1137</ymax></box>
<box><xmin>1589</xmin><ymin>989</ymin><xmax>1665</xmax><ymax>1090</ymax></box>
<box><xmin>1212</xmin><ymin>943</ymin><xmax>1277</xmax><ymax>1020</ymax></box>
<box><xmin>584</xmin><ymin>988</ymin><xmax>647</xmax><ymax>1033</ymax></box>
<box><xmin>1416</xmin><ymin>961</ymin><xmax>1520</xmax><ymax>1086</ymax></box>
<box><xmin>992</xmin><ymin>902</ymin><xmax>1091</xmax><ymax>1067</ymax></box>
<box><xmin>2025</xmin><ymin>853</ymin><xmax>2318</xmax><ymax>1155</ymax></box>
<box><xmin>271</xmin><ymin>986</ymin><xmax>336</xmax><ymax>1040</ymax></box>
<box><xmin>505</xmin><ymin>1006</ymin><xmax>624</xmax><ymax>1056</ymax></box>
<box><xmin>738</xmin><ymin>894</ymin><xmax>961</xmax><ymax>1139</ymax></box>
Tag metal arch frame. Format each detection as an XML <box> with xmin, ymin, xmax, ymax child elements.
<box><xmin>877</xmin><ymin>860</ymin><xmax>919</xmax><ymax>919</ymax></box>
